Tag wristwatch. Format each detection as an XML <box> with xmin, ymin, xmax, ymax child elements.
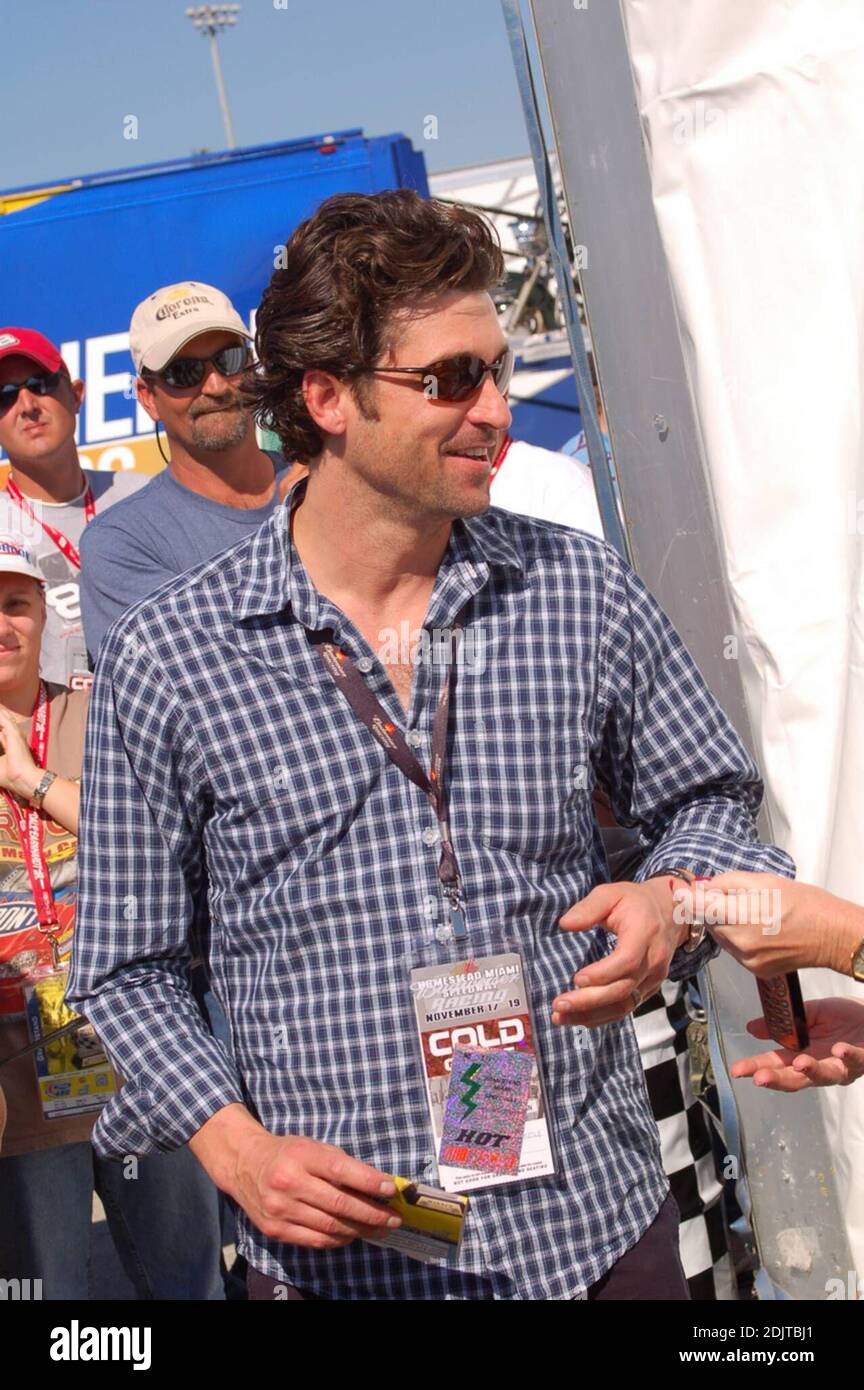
<box><xmin>851</xmin><ymin>937</ymin><xmax>864</xmax><ymax>984</ymax></box>
<box><xmin>30</xmin><ymin>770</ymin><xmax>57</xmax><ymax>809</ymax></box>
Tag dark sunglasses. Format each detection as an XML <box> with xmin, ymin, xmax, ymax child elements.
<box><xmin>366</xmin><ymin>348</ymin><xmax>515</xmax><ymax>403</ymax></box>
<box><xmin>0</xmin><ymin>369</ymin><xmax>64</xmax><ymax>415</ymax></box>
<box><xmin>144</xmin><ymin>343</ymin><xmax>251</xmax><ymax>390</ymax></box>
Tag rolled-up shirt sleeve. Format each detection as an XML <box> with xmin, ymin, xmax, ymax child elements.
<box><xmin>594</xmin><ymin>547</ymin><xmax>795</xmax><ymax>981</ymax></box>
<box><xmin>66</xmin><ymin>621</ymin><xmax>246</xmax><ymax>1156</ymax></box>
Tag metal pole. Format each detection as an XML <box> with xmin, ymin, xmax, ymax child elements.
<box><xmin>207</xmin><ymin>27</ymin><xmax>236</xmax><ymax>149</ymax></box>
<box><xmin>501</xmin><ymin>0</ymin><xmax>629</xmax><ymax>559</ymax></box>
<box><xmin>186</xmin><ymin>6</ymin><xmax>240</xmax><ymax>151</ymax></box>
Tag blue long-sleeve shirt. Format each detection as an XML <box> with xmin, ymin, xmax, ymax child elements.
<box><xmin>68</xmin><ymin>486</ymin><xmax>793</xmax><ymax>1299</ymax></box>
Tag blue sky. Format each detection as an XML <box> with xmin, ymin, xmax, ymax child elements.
<box><xmin>4</xmin><ymin>0</ymin><xmax>530</xmax><ymax>191</ymax></box>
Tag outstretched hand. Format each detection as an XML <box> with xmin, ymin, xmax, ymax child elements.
<box><xmin>731</xmin><ymin>997</ymin><xmax>864</xmax><ymax>1091</ymax></box>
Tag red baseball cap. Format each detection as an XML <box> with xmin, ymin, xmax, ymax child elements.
<box><xmin>0</xmin><ymin>328</ymin><xmax>67</xmax><ymax>375</ymax></box>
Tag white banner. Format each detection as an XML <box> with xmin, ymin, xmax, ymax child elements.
<box><xmin>621</xmin><ymin>0</ymin><xmax>864</xmax><ymax>1267</ymax></box>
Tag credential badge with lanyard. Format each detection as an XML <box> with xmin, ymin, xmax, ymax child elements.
<box><xmin>2</xmin><ymin>681</ymin><xmax>116</xmax><ymax>1119</ymax></box>
<box><xmin>4</xmin><ymin>476</ymin><xmax>96</xmax><ymax>571</ymax></box>
<box><xmin>312</xmin><ymin>610</ymin><xmax>557</xmax><ymax>1193</ymax></box>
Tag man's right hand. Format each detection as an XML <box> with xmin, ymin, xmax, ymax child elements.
<box><xmin>190</xmin><ymin>1103</ymin><xmax>401</xmax><ymax>1249</ymax></box>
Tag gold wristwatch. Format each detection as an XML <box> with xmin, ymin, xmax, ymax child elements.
<box><xmin>851</xmin><ymin>937</ymin><xmax>864</xmax><ymax>984</ymax></box>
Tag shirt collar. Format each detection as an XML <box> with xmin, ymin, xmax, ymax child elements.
<box><xmin>231</xmin><ymin>479</ymin><xmax>302</xmax><ymax>626</ymax></box>
<box><xmin>452</xmin><ymin>507</ymin><xmax>525</xmax><ymax>576</ymax></box>
<box><xmin>232</xmin><ymin>479</ymin><xmax>524</xmax><ymax>629</ymax></box>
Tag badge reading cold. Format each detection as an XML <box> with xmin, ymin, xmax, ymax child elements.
<box><xmin>440</xmin><ymin>1047</ymin><xmax>533</xmax><ymax>1175</ymax></box>
<box><xmin>410</xmin><ymin>950</ymin><xmax>557</xmax><ymax>1192</ymax></box>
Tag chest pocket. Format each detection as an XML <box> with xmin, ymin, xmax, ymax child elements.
<box><xmin>460</xmin><ymin>713</ymin><xmax>595</xmax><ymax>863</ymax></box>
<box><xmin>202</xmin><ymin>664</ymin><xmax>379</xmax><ymax>866</ymax></box>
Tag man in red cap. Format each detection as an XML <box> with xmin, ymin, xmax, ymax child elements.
<box><xmin>0</xmin><ymin>329</ymin><xmax>147</xmax><ymax>691</ymax></box>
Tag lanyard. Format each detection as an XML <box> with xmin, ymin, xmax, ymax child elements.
<box><xmin>1</xmin><ymin>681</ymin><xmax>62</xmax><ymax>964</ymax></box>
<box><xmin>312</xmin><ymin>608</ymin><xmax>470</xmax><ymax>940</ymax></box>
<box><xmin>5</xmin><ymin>477</ymin><xmax>96</xmax><ymax>571</ymax></box>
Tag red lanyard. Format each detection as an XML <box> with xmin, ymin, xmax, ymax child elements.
<box><xmin>1</xmin><ymin>682</ymin><xmax>61</xmax><ymax>960</ymax></box>
<box><xmin>489</xmin><ymin>433</ymin><xmax>513</xmax><ymax>485</ymax></box>
<box><xmin>5</xmin><ymin>476</ymin><xmax>96</xmax><ymax>571</ymax></box>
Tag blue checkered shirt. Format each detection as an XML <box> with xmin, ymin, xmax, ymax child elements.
<box><xmin>68</xmin><ymin>487</ymin><xmax>793</xmax><ymax>1300</ymax></box>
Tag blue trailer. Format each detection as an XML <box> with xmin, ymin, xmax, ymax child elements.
<box><xmin>0</xmin><ymin>130</ymin><xmax>427</xmax><ymax>473</ymax></box>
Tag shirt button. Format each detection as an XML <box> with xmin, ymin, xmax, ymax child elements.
<box><xmin>356</xmin><ymin>656</ymin><xmax>374</xmax><ymax>674</ymax></box>
<box><xmin>421</xmin><ymin>826</ymin><xmax>440</xmax><ymax>846</ymax></box>
<box><xmin>407</xmin><ymin>730</ymin><xmax>423</xmax><ymax>748</ymax></box>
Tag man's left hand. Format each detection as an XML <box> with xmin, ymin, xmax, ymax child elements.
<box><xmin>553</xmin><ymin>879</ymin><xmax>685</xmax><ymax>1028</ymax></box>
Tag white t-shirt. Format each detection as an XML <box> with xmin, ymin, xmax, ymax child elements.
<box><xmin>0</xmin><ymin>468</ymin><xmax>148</xmax><ymax>688</ymax></box>
<box><xmin>490</xmin><ymin>437</ymin><xmax>603</xmax><ymax>536</ymax></box>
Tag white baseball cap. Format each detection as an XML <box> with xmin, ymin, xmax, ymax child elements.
<box><xmin>0</xmin><ymin>538</ymin><xmax>43</xmax><ymax>583</ymax></box>
<box><xmin>129</xmin><ymin>281</ymin><xmax>251</xmax><ymax>374</ymax></box>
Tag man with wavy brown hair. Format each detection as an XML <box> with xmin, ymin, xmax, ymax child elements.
<box><xmin>69</xmin><ymin>189</ymin><xmax>792</xmax><ymax>1301</ymax></box>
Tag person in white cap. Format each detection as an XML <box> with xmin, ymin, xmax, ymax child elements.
<box><xmin>79</xmin><ymin>282</ymin><xmax>300</xmax><ymax>660</ymax></box>
<box><xmin>79</xmin><ymin>283</ymin><xmax>299</xmax><ymax>1299</ymax></box>
<box><xmin>0</xmin><ymin>328</ymin><xmax>148</xmax><ymax>691</ymax></box>
<box><xmin>0</xmin><ymin>538</ymin><xmax>224</xmax><ymax>1299</ymax></box>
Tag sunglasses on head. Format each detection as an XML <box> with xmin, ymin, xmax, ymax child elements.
<box><xmin>366</xmin><ymin>348</ymin><xmax>515</xmax><ymax>402</ymax></box>
<box><xmin>143</xmin><ymin>343</ymin><xmax>251</xmax><ymax>390</ymax></box>
<box><xmin>0</xmin><ymin>369</ymin><xmax>64</xmax><ymax>415</ymax></box>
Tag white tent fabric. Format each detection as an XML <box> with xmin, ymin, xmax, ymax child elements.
<box><xmin>620</xmin><ymin>0</ymin><xmax>864</xmax><ymax>1267</ymax></box>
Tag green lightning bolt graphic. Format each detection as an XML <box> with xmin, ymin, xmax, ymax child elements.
<box><xmin>459</xmin><ymin>1061</ymin><xmax>482</xmax><ymax>1117</ymax></box>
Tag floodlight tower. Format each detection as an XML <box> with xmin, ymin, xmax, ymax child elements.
<box><xmin>185</xmin><ymin>4</ymin><xmax>241</xmax><ymax>150</ymax></box>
